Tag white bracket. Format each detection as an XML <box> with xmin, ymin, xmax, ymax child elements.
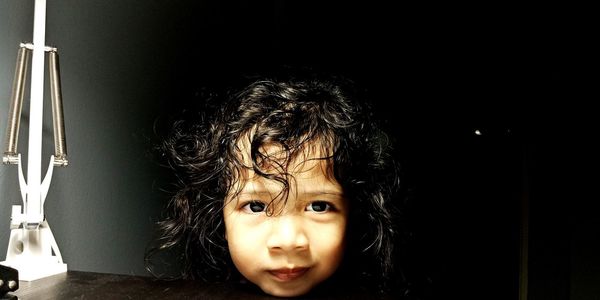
<box><xmin>1</xmin><ymin>155</ymin><xmax>67</xmax><ymax>281</ymax></box>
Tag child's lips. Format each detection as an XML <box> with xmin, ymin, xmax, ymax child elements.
<box><xmin>268</xmin><ymin>267</ymin><xmax>309</xmax><ymax>281</ymax></box>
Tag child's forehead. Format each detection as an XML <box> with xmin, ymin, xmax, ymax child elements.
<box><xmin>234</xmin><ymin>134</ymin><xmax>334</xmax><ymax>176</ymax></box>
<box><xmin>231</xmin><ymin>142</ymin><xmax>340</xmax><ymax>199</ymax></box>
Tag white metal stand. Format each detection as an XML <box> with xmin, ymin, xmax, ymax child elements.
<box><xmin>1</xmin><ymin>0</ymin><xmax>69</xmax><ymax>281</ymax></box>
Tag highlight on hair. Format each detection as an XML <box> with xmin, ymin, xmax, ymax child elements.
<box><xmin>145</xmin><ymin>76</ymin><xmax>403</xmax><ymax>292</ymax></box>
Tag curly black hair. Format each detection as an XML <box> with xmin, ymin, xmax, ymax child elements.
<box><xmin>146</xmin><ymin>75</ymin><xmax>403</xmax><ymax>294</ymax></box>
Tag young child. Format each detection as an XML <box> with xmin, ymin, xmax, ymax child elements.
<box><xmin>147</xmin><ymin>74</ymin><xmax>403</xmax><ymax>297</ymax></box>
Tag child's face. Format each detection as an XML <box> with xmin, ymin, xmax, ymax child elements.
<box><xmin>223</xmin><ymin>143</ymin><xmax>347</xmax><ymax>297</ymax></box>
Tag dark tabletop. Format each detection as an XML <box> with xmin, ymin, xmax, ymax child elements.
<box><xmin>5</xmin><ymin>271</ymin><xmax>395</xmax><ymax>300</ymax></box>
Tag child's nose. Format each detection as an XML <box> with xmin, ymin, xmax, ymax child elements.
<box><xmin>266</xmin><ymin>216</ymin><xmax>309</xmax><ymax>252</ymax></box>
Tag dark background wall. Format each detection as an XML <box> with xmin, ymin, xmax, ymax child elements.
<box><xmin>0</xmin><ymin>1</ymin><xmax>596</xmax><ymax>299</ymax></box>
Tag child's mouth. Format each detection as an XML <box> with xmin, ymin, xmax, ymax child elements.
<box><xmin>268</xmin><ymin>267</ymin><xmax>309</xmax><ymax>281</ymax></box>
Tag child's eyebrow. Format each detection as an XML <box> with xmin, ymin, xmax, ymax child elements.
<box><xmin>238</xmin><ymin>190</ymin><xmax>272</xmax><ymax>197</ymax></box>
<box><xmin>302</xmin><ymin>190</ymin><xmax>344</xmax><ymax>197</ymax></box>
<box><xmin>239</xmin><ymin>188</ymin><xmax>343</xmax><ymax>197</ymax></box>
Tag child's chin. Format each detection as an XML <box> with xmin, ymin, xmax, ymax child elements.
<box><xmin>236</xmin><ymin>277</ymin><xmax>314</xmax><ymax>297</ymax></box>
<box><xmin>260</xmin><ymin>286</ymin><xmax>313</xmax><ymax>298</ymax></box>
<box><xmin>254</xmin><ymin>280</ymin><xmax>316</xmax><ymax>298</ymax></box>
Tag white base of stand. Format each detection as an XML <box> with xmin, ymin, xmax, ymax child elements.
<box><xmin>0</xmin><ymin>259</ymin><xmax>67</xmax><ymax>281</ymax></box>
<box><xmin>2</xmin><ymin>225</ymin><xmax>67</xmax><ymax>281</ymax></box>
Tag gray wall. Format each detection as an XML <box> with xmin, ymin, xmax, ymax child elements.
<box><xmin>1</xmin><ymin>1</ymin><xmax>174</xmax><ymax>276</ymax></box>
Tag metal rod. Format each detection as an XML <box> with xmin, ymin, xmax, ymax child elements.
<box><xmin>3</xmin><ymin>46</ymin><xmax>31</xmax><ymax>164</ymax></box>
<box><xmin>48</xmin><ymin>50</ymin><xmax>68</xmax><ymax>166</ymax></box>
<box><xmin>25</xmin><ymin>0</ymin><xmax>48</xmax><ymax>224</ymax></box>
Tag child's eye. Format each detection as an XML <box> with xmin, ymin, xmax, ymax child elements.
<box><xmin>242</xmin><ymin>201</ymin><xmax>266</xmax><ymax>213</ymax></box>
<box><xmin>305</xmin><ymin>201</ymin><xmax>333</xmax><ymax>213</ymax></box>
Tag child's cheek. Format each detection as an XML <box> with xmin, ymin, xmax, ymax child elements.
<box><xmin>225</xmin><ymin>214</ymin><xmax>270</xmax><ymax>284</ymax></box>
<box><xmin>310</xmin><ymin>219</ymin><xmax>347</xmax><ymax>265</ymax></box>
